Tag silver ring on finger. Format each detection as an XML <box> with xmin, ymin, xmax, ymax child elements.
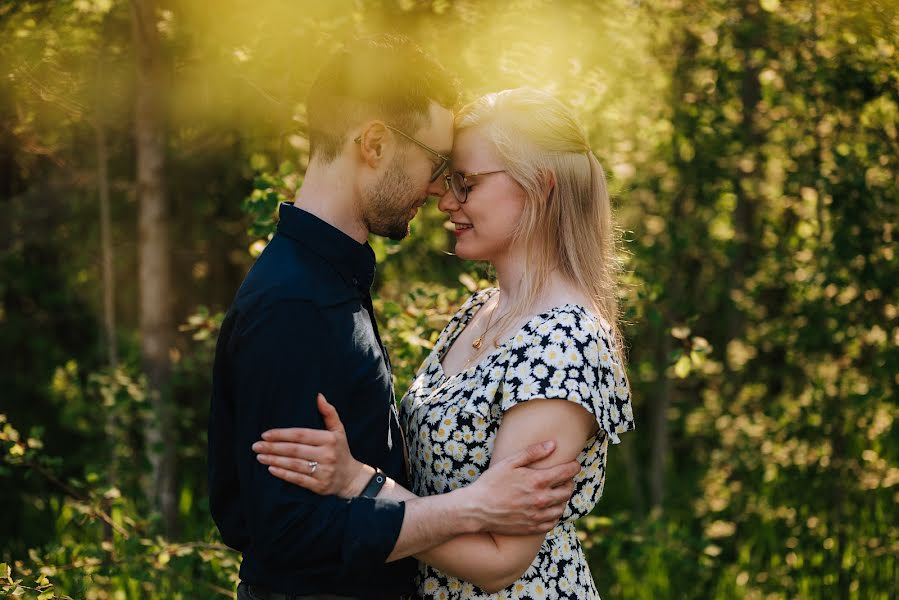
<box><xmin>308</xmin><ymin>460</ymin><xmax>318</xmax><ymax>475</ymax></box>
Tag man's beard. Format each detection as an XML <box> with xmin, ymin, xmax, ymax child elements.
<box><xmin>361</xmin><ymin>154</ymin><xmax>420</xmax><ymax>241</ymax></box>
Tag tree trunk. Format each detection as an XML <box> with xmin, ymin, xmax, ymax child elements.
<box><xmin>727</xmin><ymin>0</ymin><xmax>763</xmax><ymax>344</ymax></box>
<box><xmin>97</xmin><ymin>49</ymin><xmax>118</xmax><ymax>403</ymax></box>
<box><xmin>132</xmin><ymin>0</ymin><xmax>178</xmax><ymax>537</ymax></box>
<box><xmin>96</xmin><ymin>49</ymin><xmax>119</xmax><ymax>553</ymax></box>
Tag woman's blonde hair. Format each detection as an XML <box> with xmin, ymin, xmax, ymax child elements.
<box><xmin>455</xmin><ymin>87</ymin><xmax>623</xmax><ymax>354</ymax></box>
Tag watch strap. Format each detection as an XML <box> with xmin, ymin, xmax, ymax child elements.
<box><xmin>360</xmin><ymin>467</ymin><xmax>386</xmax><ymax>498</ymax></box>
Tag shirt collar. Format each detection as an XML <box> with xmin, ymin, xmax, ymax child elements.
<box><xmin>276</xmin><ymin>203</ymin><xmax>376</xmax><ymax>290</ymax></box>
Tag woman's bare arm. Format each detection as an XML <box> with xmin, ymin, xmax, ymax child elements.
<box><xmin>255</xmin><ymin>395</ymin><xmax>582</xmax><ymax>571</ymax></box>
<box><xmin>405</xmin><ymin>399</ymin><xmax>596</xmax><ymax>591</ymax></box>
<box><xmin>256</xmin><ymin>396</ymin><xmax>594</xmax><ymax>592</ymax></box>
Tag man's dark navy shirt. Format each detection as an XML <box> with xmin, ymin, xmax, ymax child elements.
<box><xmin>208</xmin><ymin>203</ymin><xmax>415</xmax><ymax>598</ymax></box>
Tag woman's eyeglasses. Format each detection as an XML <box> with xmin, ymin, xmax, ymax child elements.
<box><xmin>444</xmin><ymin>170</ymin><xmax>506</xmax><ymax>203</ymax></box>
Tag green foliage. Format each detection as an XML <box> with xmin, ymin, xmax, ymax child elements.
<box><xmin>1</xmin><ymin>0</ymin><xmax>897</xmax><ymax>598</ymax></box>
<box><xmin>374</xmin><ymin>276</ymin><xmax>490</xmax><ymax>396</ymax></box>
<box><xmin>242</xmin><ymin>163</ymin><xmax>303</xmax><ymax>252</ymax></box>
<box><xmin>1</xmin><ymin>342</ymin><xmax>238</xmax><ymax>598</ymax></box>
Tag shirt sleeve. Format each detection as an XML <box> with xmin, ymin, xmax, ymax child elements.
<box><xmin>499</xmin><ymin>309</ymin><xmax>635</xmax><ymax>444</ymax></box>
<box><xmin>229</xmin><ymin>299</ymin><xmax>405</xmax><ymax>578</ymax></box>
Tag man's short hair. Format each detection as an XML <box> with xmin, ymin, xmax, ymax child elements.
<box><xmin>307</xmin><ymin>34</ymin><xmax>461</xmax><ymax>162</ymax></box>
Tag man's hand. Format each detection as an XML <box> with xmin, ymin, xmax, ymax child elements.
<box><xmin>458</xmin><ymin>441</ymin><xmax>580</xmax><ymax>535</ymax></box>
<box><xmin>254</xmin><ymin>395</ymin><xmax>581</xmax><ymax>536</ymax></box>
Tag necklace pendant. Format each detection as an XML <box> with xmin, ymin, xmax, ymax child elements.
<box><xmin>472</xmin><ymin>337</ymin><xmax>483</xmax><ymax>350</ymax></box>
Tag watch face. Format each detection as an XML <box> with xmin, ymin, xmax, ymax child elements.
<box><xmin>362</xmin><ymin>469</ymin><xmax>387</xmax><ymax>497</ymax></box>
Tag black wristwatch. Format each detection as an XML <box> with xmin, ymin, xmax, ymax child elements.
<box><xmin>360</xmin><ymin>467</ymin><xmax>386</xmax><ymax>498</ymax></box>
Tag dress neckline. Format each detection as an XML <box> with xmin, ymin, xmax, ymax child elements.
<box><xmin>435</xmin><ymin>289</ymin><xmax>592</xmax><ymax>380</ymax></box>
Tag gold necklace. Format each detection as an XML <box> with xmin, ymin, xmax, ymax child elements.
<box><xmin>471</xmin><ymin>297</ymin><xmax>508</xmax><ymax>350</ymax></box>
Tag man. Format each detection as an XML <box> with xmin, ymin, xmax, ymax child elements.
<box><xmin>208</xmin><ymin>35</ymin><xmax>578</xmax><ymax>600</ymax></box>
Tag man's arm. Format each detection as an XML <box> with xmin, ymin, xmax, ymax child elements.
<box><xmin>379</xmin><ymin>442</ymin><xmax>578</xmax><ymax>563</ymax></box>
<box><xmin>229</xmin><ymin>300</ymin><xmax>406</xmax><ymax>579</ymax></box>
<box><xmin>258</xmin><ymin>395</ymin><xmax>582</xmax><ymax>565</ymax></box>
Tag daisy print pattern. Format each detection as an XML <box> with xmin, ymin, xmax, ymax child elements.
<box><xmin>399</xmin><ymin>288</ymin><xmax>635</xmax><ymax>599</ymax></box>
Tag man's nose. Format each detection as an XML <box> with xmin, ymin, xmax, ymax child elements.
<box><xmin>436</xmin><ymin>185</ymin><xmax>460</xmax><ymax>213</ymax></box>
<box><xmin>426</xmin><ymin>173</ymin><xmax>449</xmax><ymax>199</ymax></box>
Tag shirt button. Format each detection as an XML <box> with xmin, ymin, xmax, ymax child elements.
<box><xmin>352</xmin><ymin>277</ymin><xmax>359</xmax><ymax>286</ymax></box>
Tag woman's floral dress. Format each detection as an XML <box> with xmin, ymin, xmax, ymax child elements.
<box><xmin>399</xmin><ymin>288</ymin><xmax>635</xmax><ymax>600</ymax></box>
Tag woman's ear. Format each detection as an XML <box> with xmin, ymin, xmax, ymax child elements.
<box><xmin>542</xmin><ymin>169</ymin><xmax>556</xmax><ymax>203</ymax></box>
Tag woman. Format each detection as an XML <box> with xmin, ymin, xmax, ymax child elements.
<box><xmin>255</xmin><ymin>88</ymin><xmax>634</xmax><ymax>599</ymax></box>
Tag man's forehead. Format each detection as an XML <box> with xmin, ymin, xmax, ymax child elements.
<box><xmin>419</xmin><ymin>101</ymin><xmax>454</xmax><ymax>155</ymax></box>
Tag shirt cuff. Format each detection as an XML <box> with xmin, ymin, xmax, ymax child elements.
<box><xmin>340</xmin><ymin>496</ymin><xmax>405</xmax><ymax>577</ymax></box>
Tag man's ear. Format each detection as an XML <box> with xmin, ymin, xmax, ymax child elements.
<box><xmin>357</xmin><ymin>121</ymin><xmax>390</xmax><ymax>168</ymax></box>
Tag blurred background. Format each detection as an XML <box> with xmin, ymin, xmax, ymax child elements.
<box><xmin>1</xmin><ymin>0</ymin><xmax>897</xmax><ymax>598</ymax></box>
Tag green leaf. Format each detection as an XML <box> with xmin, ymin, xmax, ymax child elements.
<box><xmin>671</xmin><ymin>326</ymin><xmax>690</xmax><ymax>339</ymax></box>
<box><xmin>674</xmin><ymin>355</ymin><xmax>692</xmax><ymax>379</ymax></box>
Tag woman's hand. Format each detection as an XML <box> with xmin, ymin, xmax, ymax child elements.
<box><xmin>252</xmin><ymin>393</ymin><xmax>370</xmax><ymax>497</ymax></box>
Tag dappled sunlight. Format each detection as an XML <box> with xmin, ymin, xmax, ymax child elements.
<box><xmin>1</xmin><ymin>0</ymin><xmax>897</xmax><ymax>598</ymax></box>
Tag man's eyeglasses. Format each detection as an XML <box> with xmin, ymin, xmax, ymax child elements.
<box><xmin>354</xmin><ymin>125</ymin><xmax>450</xmax><ymax>183</ymax></box>
<box><xmin>444</xmin><ymin>170</ymin><xmax>506</xmax><ymax>203</ymax></box>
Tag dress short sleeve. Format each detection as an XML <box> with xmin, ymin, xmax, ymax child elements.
<box><xmin>499</xmin><ymin>306</ymin><xmax>635</xmax><ymax>443</ymax></box>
